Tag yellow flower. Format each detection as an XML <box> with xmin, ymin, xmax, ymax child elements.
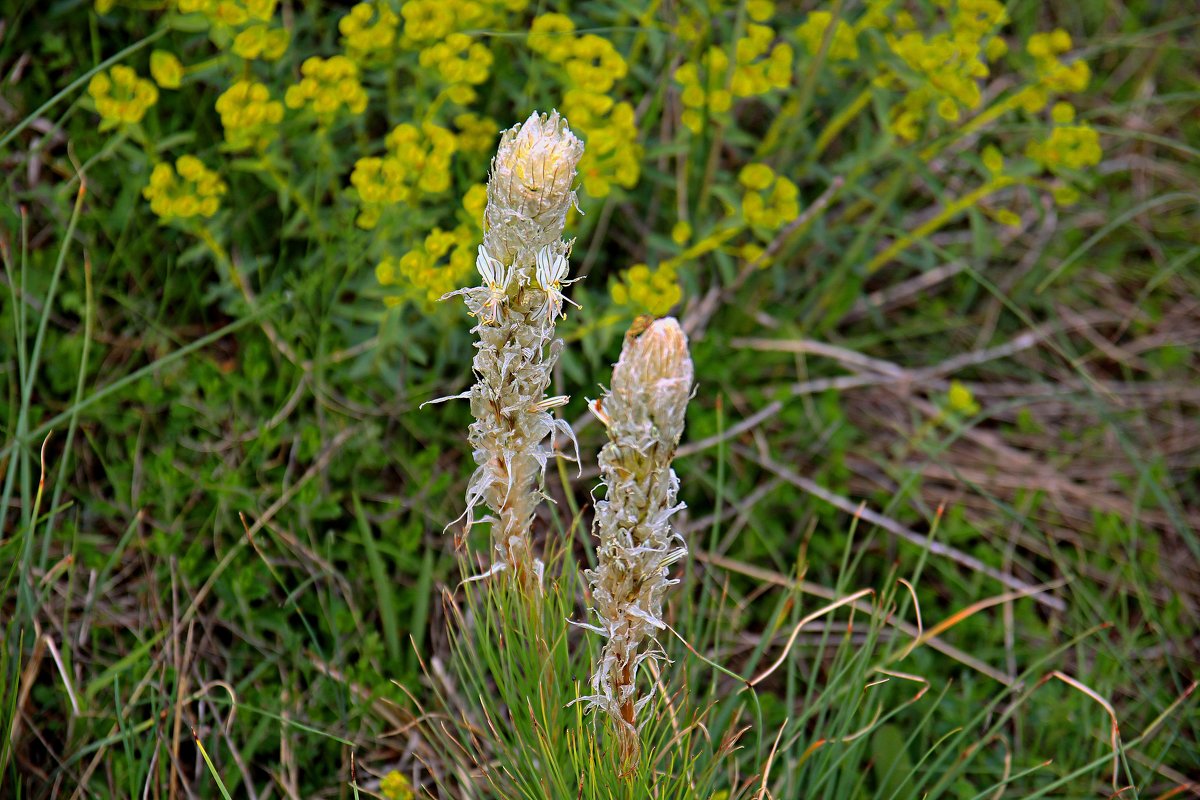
<box><xmin>378</xmin><ymin>239</ymin><xmax>474</xmax><ymax>308</ymax></box>
<box><xmin>88</xmin><ymin>65</ymin><xmax>158</xmax><ymax>128</ymax></box>
<box><xmin>671</xmin><ymin>220</ymin><xmax>691</xmax><ymax>246</ymax></box>
<box><xmin>142</xmin><ymin>155</ymin><xmax>226</xmax><ymax>220</ymax></box>
<box><xmin>462</xmin><ymin>183</ymin><xmax>487</xmax><ymax>223</ymax></box>
<box><xmin>284</xmin><ymin>55</ymin><xmax>368</xmax><ymax>118</ymax></box>
<box><xmin>400</xmin><ymin>0</ymin><xmax>455</xmax><ymax>46</ymax></box>
<box><xmin>454</xmin><ymin>113</ymin><xmax>498</xmax><ymax>153</ymax></box>
<box><xmin>610</xmin><ymin>262</ymin><xmax>682</xmax><ymax>317</ymax></box>
<box><xmin>747</xmin><ymin>0</ymin><xmax>773</xmax><ymax>23</ymax></box>
<box><xmin>425</xmin><ymin>227</ymin><xmax>457</xmax><ymax>258</ymax></box>
<box><xmin>740</xmin><ymin>164</ymin><xmax>798</xmax><ymax>231</ymax></box>
<box><xmin>175</xmin><ymin>0</ymin><xmax>278</xmax><ymax>31</ymax></box>
<box><xmin>738</xmin><ymin>163</ymin><xmax>775</xmax><ymax>191</ymax></box>
<box><xmin>149</xmin><ymin>50</ymin><xmax>184</xmax><ymax>89</ymax></box>
<box><xmin>215</xmin><ymin>80</ymin><xmax>284</xmax><ymax>149</ymax></box>
<box><xmin>350</xmin><ymin>156</ymin><xmax>410</xmax><ymax>228</ymax></box>
<box><xmin>232</xmin><ymin>23</ymin><xmax>290</xmax><ymax>60</ymax></box>
<box><xmin>947</xmin><ymin>380</ymin><xmax>981</xmax><ymax>416</ymax></box>
<box><xmin>730</xmin><ymin>24</ymin><xmax>792</xmax><ymax>96</ymax></box>
<box><xmin>340</xmin><ymin>1</ymin><xmax>399</xmax><ymax>64</ymax></box>
<box><xmin>529</xmin><ymin>13</ymin><xmax>576</xmax><ymax>63</ymax></box>
<box><xmin>380</xmin><ymin>770</ymin><xmax>415</xmax><ymax>800</ymax></box>
<box><xmin>418</xmin><ymin>32</ymin><xmax>493</xmax><ymax>100</ymax></box>
<box><xmin>1026</xmin><ymin>123</ymin><xmax>1102</xmax><ymax>171</ymax></box>
<box><xmin>526</xmin><ymin>20</ymin><xmax>639</xmax><ymax>198</ymax></box>
<box><xmin>352</xmin><ymin>122</ymin><xmax>462</xmax><ymax>226</ymax></box>
<box><xmin>674</xmin><ymin>46</ymin><xmax>738</xmax><ymax>131</ymax></box>
<box><xmin>1051</xmin><ymin>101</ymin><xmax>1075</xmax><ymax>124</ymax></box>
<box><xmin>796</xmin><ymin>11</ymin><xmax>858</xmax><ymax>61</ymax></box>
<box><xmin>981</xmin><ymin>145</ymin><xmax>1004</xmax><ymax>175</ymax></box>
<box><xmin>984</xmin><ymin>36</ymin><xmax>1008</xmax><ymax>62</ymax></box>
<box><xmin>1027</xmin><ymin>29</ymin><xmax>1071</xmax><ymax>61</ymax></box>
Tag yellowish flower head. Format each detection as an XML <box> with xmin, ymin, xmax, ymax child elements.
<box><xmin>488</xmin><ymin>110</ymin><xmax>584</xmax><ymax>223</ymax></box>
<box><xmin>216</xmin><ymin>80</ymin><xmax>284</xmax><ymax>149</ymax></box>
<box><xmin>150</xmin><ymin>50</ymin><xmax>184</xmax><ymax>89</ymax></box>
<box><xmin>529</xmin><ymin>13</ymin><xmax>576</xmax><ymax>63</ymax></box>
<box><xmin>1026</xmin><ymin>123</ymin><xmax>1102</xmax><ymax>171</ymax></box>
<box><xmin>947</xmin><ymin>380</ymin><xmax>981</xmax><ymax>416</ymax></box>
<box><xmin>142</xmin><ymin>155</ymin><xmax>226</xmax><ymax>220</ymax></box>
<box><xmin>284</xmin><ymin>55</ymin><xmax>368</xmax><ymax>118</ymax></box>
<box><xmin>379</xmin><ymin>770</ymin><xmax>415</xmax><ymax>800</ymax></box>
<box><xmin>610</xmin><ymin>262</ymin><xmax>683</xmax><ymax>318</ymax></box>
<box><xmin>340</xmin><ymin>1</ymin><xmax>399</xmax><ymax>63</ymax></box>
<box><xmin>796</xmin><ymin>11</ymin><xmax>859</xmax><ymax>61</ymax></box>
<box><xmin>88</xmin><ymin>65</ymin><xmax>158</xmax><ymax>127</ymax></box>
<box><xmin>232</xmin><ymin>23</ymin><xmax>290</xmax><ymax>60</ymax></box>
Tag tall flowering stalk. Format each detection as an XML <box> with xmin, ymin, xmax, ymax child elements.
<box><xmin>577</xmin><ymin>316</ymin><xmax>695</xmax><ymax>767</ymax></box>
<box><xmin>441</xmin><ymin>110</ymin><xmax>585</xmax><ymax>593</ymax></box>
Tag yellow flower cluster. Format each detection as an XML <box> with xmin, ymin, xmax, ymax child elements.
<box><xmin>730</xmin><ymin>23</ymin><xmax>792</xmax><ymax>97</ymax></box>
<box><xmin>177</xmin><ymin>0</ymin><xmax>273</xmax><ymax>25</ymax></box>
<box><xmin>150</xmin><ymin>50</ymin><xmax>184</xmax><ymax>89</ymax></box>
<box><xmin>216</xmin><ymin>80</ymin><xmax>284</xmax><ymax>150</ymax></box>
<box><xmin>351</xmin><ymin>123</ymin><xmax>459</xmax><ymax>228</ymax></box>
<box><xmin>88</xmin><ymin>65</ymin><xmax>158</xmax><ymax>127</ymax></box>
<box><xmin>1027</xmin><ymin>113</ymin><xmax>1102</xmax><ymax>172</ymax></box>
<box><xmin>339</xmin><ymin>1</ymin><xmax>399</xmax><ymax>64</ymax></box>
<box><xmin>675</xmin><ymin>16</ymin><xmax>791</xmax><ymax>134</ymax></box>
<box><xmin>232</xmin><ymin>24</ymin><xmax>290</xmax><ymax>60</ymax></box>
<box><xmin>351</xmin><ymin>158</ymin><xmax>408</xmax><ymax>227</ymax></box>
<box><xmin>739</xmin><ymin>163</ymin><xmax>799</xmax><ymax>231</ymax></box>
<box><xmin>399</xmin><ymin>0</ymin><xmax>527</xmax><ymax>48</ymax></box>
<box><xmin>376</xmin><ymin>234</ymin><xmax>473</xmax><ymax>306</ymax></box>
<box><xmin>418</xmin><ymin>32</ymin><xmax>493</xmax><ymax>105</ymax></box>
<box><xmin>1029</xmin><ymin>29</ymin><xmax>1090</xmax><ymax>92</ymax></box>
<box><xmin>881</xmin><ymin>0</ymin><xmax>1007</xmax><ymax>140</ymax></box>
<box><xmin>674</xmin><ymin>6</ymin><xmax>790</xmax><ymax>133</ymax></box>
<box><xmin>176</xmin><ymin>0</ymin><xmax>289</xmax><ymax>60</ymax></box>
<box><xmin>376</xmin><ymin>184</ymin><xmax>485</xmax><ymax>306</ymax></box>
<box><xmin>675</xmin><ymin>48</ymin><xmax>732</xmax><ymax>134</ymax></box>
<box><xmin>453</xmin><ymin>113</ymin><xmax>499</xmax><ymax>154</ymax></box>
<box><xmin>528</xmin><ymin>14</ymin><xmax>640</xmax><ymax>198</ymax></box>
<box><xmin>387</xmin><ymin>122</ymin><xmax>457</xmax><ymax>194</ymax></box>
<box><xmin>795</xmin><ymin>11</ymin><xmax>859</xmax><ymax>61</ymax></box>
<box><xmin>947</xmin><ymin>380</ymin><xmax>981</xmax><ymax>416</ymax></box>
<box><xmin>285</xmin><ymin>56</ymin><xmax>368</xmax><ymax>118</ymax></box>
<box><xmin>380</xmin><ymin>771</ymin><xmax>415</xmax><ymax>800</ymax></box>
<box><xmin>610</xmin><ymin>262</ymin><xmax>682</xmax><ymax>318</ymax></box>
<box><xmin>143</xmin><ymin>155</ymin><xmax>227</xmax><ymax>220</ymax></box>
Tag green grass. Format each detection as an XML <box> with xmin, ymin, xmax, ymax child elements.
<box><xmin>3</xmin><ymin>0</ymin><xmax>1199</xmax><ymax>797</ymax></box>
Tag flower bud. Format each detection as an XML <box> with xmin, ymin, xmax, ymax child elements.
<box><xmin>608</xmin><ymin>316</ymin><xmax>694</xmax><ymax>452</ymax></box>
<box><xmin>484</xmin><ymin>110</ymin><xmax>584</xmax><ymax>266</ymax></box>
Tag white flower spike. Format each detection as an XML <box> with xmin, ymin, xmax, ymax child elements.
<box><xmin>577</xmin><ymin>316</ymin><xmax>695</xmax><ymax>769</ymax></box>
<box><xmin>436</xmin><ymin>111</ymin><xmax>585</xmax><ymax>594</ymax></box>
